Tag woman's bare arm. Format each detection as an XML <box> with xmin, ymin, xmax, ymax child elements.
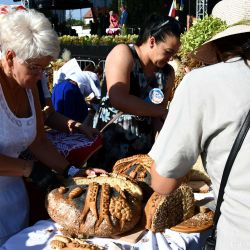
<box><xmin>105</xmin><ymin>44</ymin><xmax>167</xmax><ymax>118</ymax></box>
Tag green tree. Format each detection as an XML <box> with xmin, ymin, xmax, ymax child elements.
<box><xmin>66</xmin><ymin>19</ymin><xmax>85</xmax><ymax>26</ymax></box>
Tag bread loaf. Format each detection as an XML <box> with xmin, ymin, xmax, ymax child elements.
<box><xmin>46</xmin><ymin>174</ymin><xmax>143</xmax><ymax>237</ymax></box>
<box><xmin>112</xmin><ymin>154</ymin><xmax>153</xmax><ymax>200</ymax></box>
<box><xmin>189</xmin><ymin>156</ymin><xmax>211</xmax><ymax>184</ymax></box>
<box><xmin>50</xmin><ymin>235</ymin><xmax>102</xmax><ymax>250</ymax></box>
<box><xmin>170</xmin><ymin>210</ymin><xmax>214</xmax><ymax>233</ymax></box>
<box><xmin>144</xmin><ymin>184</ymin><xmax>195</xmax><ymax>232</ymax></box>
<box><xmin>187</xmin><ymin>181</ymin><xmax>210</xmax><ymax>193</ymax></box>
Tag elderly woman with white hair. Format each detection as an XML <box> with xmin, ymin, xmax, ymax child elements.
<box><xmin>149</xmin><ymin>0</ymin><xmax>250</xmax><ymax>249</ymax></box>
<box><xmin>0</xmin><ymin>6</ymin><xmax>105</xmax><ymax>245</ymax></box>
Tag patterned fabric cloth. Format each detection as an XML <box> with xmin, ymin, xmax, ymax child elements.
<box><xmin>88</xmin><ymin>44</ymin><xmax>171</xmax><ymax>171</ymax></box>
<box><xmin>20</xmin><ymin>131</ymin><xmax>103</xmax><ymax>168</ymax></box>
<box><xmin>46</xmin><ymin>131</ymin><xmax>103</xmax><ymax>167</ymax></box>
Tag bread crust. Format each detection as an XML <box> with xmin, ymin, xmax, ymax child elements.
<box><xmin>47</xmin><ymin>174</ymin><xmax>143</xmax><ymax>237</ymax></box>
<box><xmin>112</xmin><ymin>154</ymin><xmax>153</xmax><ymax>200</ymax></box>
<box><xmin>50</xmin><ymin>235</ymin><xmax>102</xmax><ymax>250</ymax></box>
<box><xmin>144</xmin><ymin>184</ymin><xmax>195</xmax><ymax>232</ymax></box>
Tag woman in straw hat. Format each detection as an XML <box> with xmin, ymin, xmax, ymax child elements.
<box><xmin>149</xmin><ymin>0</ymin><xmax>250</xmax><ymax>249</ymax></box>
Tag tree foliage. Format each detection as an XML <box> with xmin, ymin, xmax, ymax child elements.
<box><xmin>66</xmin><ymin>19</ymin><xmax>85</xmax><ymax>27</ymax></box>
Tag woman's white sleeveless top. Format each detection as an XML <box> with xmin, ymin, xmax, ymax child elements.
<box><xmin>0</xmin><ymin>83</ymin><xmax>36</xmax><ymax>245</ymax></box>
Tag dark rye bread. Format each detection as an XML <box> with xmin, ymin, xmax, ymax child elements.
<box><xmin>46</xmin><ymin>174</ymin><xmax>143</xmax><ymax>238</ymax></box>
<box><xmin>112</xmin><ymin>154</ymin><xmax>153</xmax><ymax>200</ymax></box>
<box><xmin>144</xmin><ymin>184</ymin><xmax>195</xmax><ymax>232</ymax></box>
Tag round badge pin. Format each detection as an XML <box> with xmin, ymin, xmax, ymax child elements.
<box><xmin>149</xmin><ymin>88</ymin><xmax>164</xmax><ymax>104</ymax></box>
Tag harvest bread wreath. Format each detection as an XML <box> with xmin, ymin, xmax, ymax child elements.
<box><xmin>46</xmin><ymin>173</ymin><xmax>143</xmax><ymax>238</ymax></box>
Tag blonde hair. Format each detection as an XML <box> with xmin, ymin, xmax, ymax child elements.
<box><xmin>0</xmin><ymin>9</ymin><xmax>60</xmax><ymax>61</ymax></box>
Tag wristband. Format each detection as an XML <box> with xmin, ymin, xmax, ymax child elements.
<box><xmin>64</xmin><ymin>165</ymin><xmax>80</xmax><ymax>178</ymax></box>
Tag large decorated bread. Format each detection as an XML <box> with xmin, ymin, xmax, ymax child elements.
<box><xmin>112</xmin><ymin>154</ymin><xmax>153</xmax><ymax>200</ymax></box>
<box><xmin>46</xmin><ymin>174</ymin><xmax>143</xmax><ymax>238</ymax></box>
<box><xmin>144</xmin><ymin>184</ymin><xmax>195</xmax><ymax>232</ymax></box>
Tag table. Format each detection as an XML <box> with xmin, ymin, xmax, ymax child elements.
<box><xmin>0</xmin><ymin>219</ymin><xmax>211</xmax><ymax>250</ymax></box>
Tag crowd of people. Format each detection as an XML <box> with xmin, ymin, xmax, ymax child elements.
<box><xmin>0</xmin><ymin>0</ymin><xmax>250</xmax><ymax>249</ymax></box>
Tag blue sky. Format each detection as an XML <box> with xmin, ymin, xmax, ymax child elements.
<box><xmin>1</xmin><ymin>0</ymin><xmax>89</xmax><ymax>20</ymax></box>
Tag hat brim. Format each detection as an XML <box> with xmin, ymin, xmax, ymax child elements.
<box><xmin>190</xmin><ymin>25</ymin><xmax>250</xmax><ymax>65</ymax></box>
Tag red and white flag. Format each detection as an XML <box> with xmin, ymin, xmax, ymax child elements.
<box><xmin>168</xmin><ymin>0</ymin><xmax>176</xmax><ymax>17</ymax></box>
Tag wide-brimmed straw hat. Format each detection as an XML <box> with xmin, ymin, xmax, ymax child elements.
<box><xmin>192</xmin><ymin>0</ymin><xmax>250</xmax><ymax>64</ymax></box>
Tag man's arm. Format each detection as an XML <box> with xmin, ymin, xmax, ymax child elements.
<box><xmin>150</xmin><ymin>161</ymin><xmax>184</xmax><ymax>195</ymax></box>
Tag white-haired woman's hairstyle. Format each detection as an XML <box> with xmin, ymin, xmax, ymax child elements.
<box><xmin>0</xmin><ymin>9</ymin><xmax>60</xmax><ymax>61</ymax></box>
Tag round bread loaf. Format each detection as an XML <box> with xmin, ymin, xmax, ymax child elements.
<box><xmin>112</xmin><ymin>154</ymin><xmax>153</xmax><ymax>200</ymax></box>
<box><xmin>144</xmin><ymin>184</ymin><xmax>195</xmax><ymax>232</ymax></box>
<box><xmin>46</xmin><ymin>174</ymin><xmax>143</xmax><ymax>237</ymax></box>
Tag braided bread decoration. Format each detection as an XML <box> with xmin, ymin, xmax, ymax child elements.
<box><xmin>46</xmin><ymin>174</ymin><xmax>143</xmax><ymax>238</ymax></box>
<box><xmin>112</xmin><ymin>154</ymin><xmax>153</xmax><ymax>200</ymax></box>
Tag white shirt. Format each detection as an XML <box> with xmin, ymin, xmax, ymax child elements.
<box><xmin>149</xmin><ymin>58</ymin><xmax>250</xmax><ymax>250</ymax></box>
<box><xmin>54</xmin><ymin>70</ymin><xmax>101</xmax><ymax>99</ymax></box>
<box><xmin>76</xmin><ymin>71</ymin><xmax>101</xmax><ymax>99</ymax></box>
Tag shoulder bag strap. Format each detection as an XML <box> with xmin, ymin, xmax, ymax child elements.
<box><xmin>100</xmin><ymin>111</ymin><xmax>123</xmax><ymax>133</ymax></box>
<box><xmin>212</xmin><ymin>110</ymin><xmax>250</xmax><ymax>232</ymax></box>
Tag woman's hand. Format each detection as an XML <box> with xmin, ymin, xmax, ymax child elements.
<box><xmin>67</xmin><ymin>120</ymin><xmax>100</xmax><ymax>139</ymax></box>
<box><xmin>64</xmin><ymin>165</ymin><xmax>108</xmax><ymax>178</ymax></box>
<box><xmin>75</xmin><ymin>123</ymin><xmax>100</xmax><ymax>139</ymax></box>
<box><xmin>84</xmin><ymin>168</ymin><xmax>108</xmax><ymax>176</ymax></box>
<box><xmin>73</xmin><ymin>167</ymin><xmax>108</xmax><ymax>177</ymax></box>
